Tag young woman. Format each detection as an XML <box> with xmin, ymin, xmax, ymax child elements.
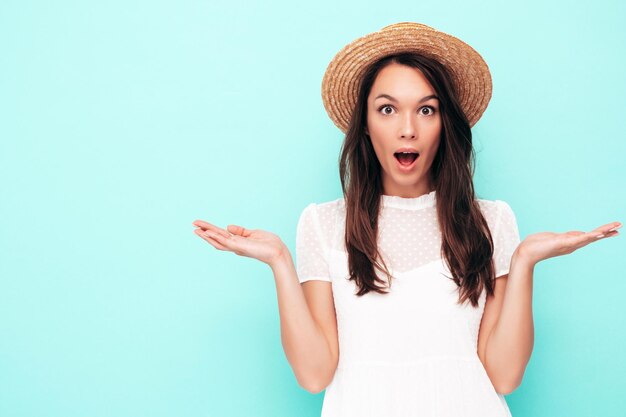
<box><xmin>192</xmin><ymin>22</ymin><xmax>621</xmax><ymax>417</ymax></box>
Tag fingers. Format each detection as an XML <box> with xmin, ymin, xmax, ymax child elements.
<box><xmin>194</xmin><ymin>228</ymin><xmax>229</xmax><ymax>251</ymax></box>
<box><xmin>561</xmin><ymin>221</ymin><xmax>621</xmax><ymax>249</ymax></box>
<box><xmin>227</xmin><ymin>224</ymin><xmax>252</xmax><ymax>237</ymax></box>
<box><xmin>607</xmin><ymin>222</ymin><xmax>622</xmax><ymax>232</ymax></box>
<box><xmin>192</xmin><ymin>220</ymin><xmax>231</xmax><ymax>239</ymax></box>
<box><xmin>588</xmin><ymin>221</ymin><xmax>621</xmax><ymax>240</ymax></box>
<box><xmin>590</xmin><ymin>221</ymin><xmax>622</xmax><ymax>233</ymax></box>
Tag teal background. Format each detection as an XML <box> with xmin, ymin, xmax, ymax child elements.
<box><xmin>1</xmin><ymin>0</ymin><xmax>624</xmax><ymax>416</ymax></box>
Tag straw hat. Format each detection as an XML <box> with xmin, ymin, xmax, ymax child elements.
<box><xmin>321</xmin><ymin>22</ymin><xmax>493</xmax><ymax>133</ymax></box>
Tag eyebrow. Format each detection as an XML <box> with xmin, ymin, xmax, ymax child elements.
<box><xmin>374</xmin><ymin>93</ymin><xmax>439</xmax><ymax>103</ymax></box>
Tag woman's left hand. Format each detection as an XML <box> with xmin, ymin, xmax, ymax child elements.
<box><xmin>515</xmin><ymin>221</ymin><xmax>622</xmax><ymax>266</ymax></box>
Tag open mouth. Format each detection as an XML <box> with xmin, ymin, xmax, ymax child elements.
<box><xmin>394</xmin><ymin>152</ymin><xmax>419</xmax><ymax>166</ymax></box>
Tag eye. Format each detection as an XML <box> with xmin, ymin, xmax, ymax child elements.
<box><xmin>420</xmin><ymin>106</ymin><xmax>436</xmax><ymax>116</ymax></box>
<box><xmin>378</xmin><ymin>104</ymin><xmax>395</xmax><ymax>115</ymax></box>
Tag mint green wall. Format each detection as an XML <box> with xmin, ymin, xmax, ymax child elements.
<box><xmin>1</xmin><ymin>1</ymin><xmax>624</xmax><ymax>416</ymax></box>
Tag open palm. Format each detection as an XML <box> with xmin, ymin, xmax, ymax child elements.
<box><xmin>517</xmin><ymin>221</ymin><xmax>621</xmax><ymax>266</ymax></box>
<box><xmin>192</xmin><ymin>220</ymin><xmax>287</xmax><ymax>266</ymax></box>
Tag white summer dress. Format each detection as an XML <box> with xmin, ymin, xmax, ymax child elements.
<box><xmin>295</xmin><ymin>190</ymin><xmax>521</xmax><ymax>417</ymax></box>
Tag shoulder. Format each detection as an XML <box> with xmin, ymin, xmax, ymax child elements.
<box><xmin>301</xmin><ymin>197</ymin><xmax>345</xmax><ymax>219</ymax></box>
<box><xmin>476</xmin><ymin>197</ymin><xmax>516</xmax><ymax>231</ymax></box>
<box><xmin>297</xmin><ymin>198</ymin><xmax>344</xmax><ymax>248</ymax></box>
<box><xmin>297</xmin><ymin>197</ymin><xmax>344</xmax><ymax>231</ymax></box>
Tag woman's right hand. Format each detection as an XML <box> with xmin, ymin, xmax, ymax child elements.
<box><xmin>192</xmin><ymin>220</ymin><xmax>288</xmax><ymax>267</ymax></box>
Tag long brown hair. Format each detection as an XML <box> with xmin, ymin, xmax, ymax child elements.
<box><xmin>339</xmin><ymin>52</ymin><xmax>496</xmax><ymax>308</ymax></box>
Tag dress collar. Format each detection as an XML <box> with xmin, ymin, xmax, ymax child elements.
<box><xmin>381</xmin><ymin>190</ymin><xmax>437</xmax><ymax>210</ymax></box>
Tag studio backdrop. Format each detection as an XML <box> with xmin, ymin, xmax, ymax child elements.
<box><xmin>1</xmin><ymin>1</ymin><xmax>624</xmax><ymax>416</ymax></box>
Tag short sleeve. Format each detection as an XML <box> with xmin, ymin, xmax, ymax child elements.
<box><xmin>493</xmin><ymin>200</ymin><xmax>521</xmax><ymax>278</ymax></box>
<box><xmin>295</xmin><ymin>203</ymin><xmax>331</xmax><ymax>283</ymax></box>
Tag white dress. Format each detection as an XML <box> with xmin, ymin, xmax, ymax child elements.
<box><xmin>295</xmin><ymin>190</ymin><xmax>521</xmax><ymax>417</ymax></box>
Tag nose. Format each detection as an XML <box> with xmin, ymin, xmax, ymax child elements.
<box><xmin>399</xmin><ymin>112</ymin><xmax>416</xmax><ymax>139</ymax></box>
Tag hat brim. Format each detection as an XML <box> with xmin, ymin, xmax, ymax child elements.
<box><xmin>321</xmin><ymin>22</ymin><xmax>493</xmax><ymax>133</ymax></box>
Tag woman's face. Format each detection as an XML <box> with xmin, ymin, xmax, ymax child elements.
<box><xmin>366</xmin><ymin>63</ymin><xmax>442</xmax><ymax>198</ymax></box>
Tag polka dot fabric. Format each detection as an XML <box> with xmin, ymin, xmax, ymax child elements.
<box><xmin>295</xmin><ymin>202</ymin><xmax>331</xmax><ymax>282</ymax></box>
<box><xmin>294</xmin><ymin>190</ymin><xmax>521</xmax><ymax>417</ymax></box>
<box><xmin>491</xmin><ymin>199</ymin><xmax>521</xmax><ymax>278</ymax></box>
<box><xmin>295</xmin><ymin>190</ymin><xmax>520</xmax><ymax>283</ymax></box>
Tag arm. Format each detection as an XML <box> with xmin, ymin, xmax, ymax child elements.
<box><xmin>480</xmin><ymin>219</ymin><xmax>621</xmax><ymax>394</ymax></box>
<box><xmin>481</xmin><ymin>248</ymin><xmax>535</xmax><ymax>394</ymax></box>
<box><xmin>271</xmin><ymin>249</ymin><xmax>338</xmax><ymax>394</ymax></box>
<box><xmin>191</xmin><ymin>217</ymin><xmax>339</xmax><ymax>394</ymax></box>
